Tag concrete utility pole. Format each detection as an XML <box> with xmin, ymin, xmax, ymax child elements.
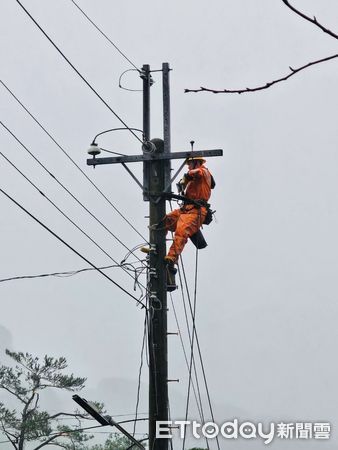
<box><xmin>86</xmin><ymin>62</ymin><xmax>222</xmax><ymax>450</ymax></box>
<box><xmin>139</xmin><ymin>62</ymin><xmax>172</xmax><ymax>450</ymax></box>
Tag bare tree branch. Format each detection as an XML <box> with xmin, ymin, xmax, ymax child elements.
<box><xmin>281</xmin><ymin>0</ymin><xmax>338</xmax><ymax>40</ymax></box>
<box><xmin>0</xmin><ymin>424</ymin><xmax>18</xmax><ymax>450</ymax></box>
<box><xmin>185</xmin><ymin>53</ymin><xmax>338</xmax><ymax>94</ymax></box>
<box><xmin>185</xmin><ymin>1</ymin><xmax>338</xmax><ymax>94</ymax></box>
<box><xmin>0</xmin><ymin>386</ymin><xmax>26</xmax><ymax>404</ymax></box>
<box><xmin>32</xmin><ymin>433</ymin><xmax>61</xmax><ymax>450</ymax></box>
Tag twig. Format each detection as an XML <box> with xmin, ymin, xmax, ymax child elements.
<box><xmin>281</xmin><ymin>0</ymin><xmax>338</xmax><ymax>40</ymax></box>
<box><xmin>185</xmin><ymin>53</ymin><xmax>338</xmax><ymax>94</ymax></box>
<box><xmin>185</xmin><ymin>0</ymin><xmax>338</xmax><ymax>94</ymax></box>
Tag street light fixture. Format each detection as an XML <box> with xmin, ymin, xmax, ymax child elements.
<box><xmin>72</xmin><ymin>395</ymin><xmax>146</xmax><ymax>450</ymax></box>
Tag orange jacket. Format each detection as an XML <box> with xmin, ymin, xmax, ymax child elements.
<box><xmin>185</xmin><ymin>165</ymin><xmax>213</xmax><ymax>202</ymax></box>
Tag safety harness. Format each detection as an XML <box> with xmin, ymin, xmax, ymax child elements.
<box><xmin>161</xmin><ymin>192</ymin><xmax>215</xmax><ymax>225</ymax></box>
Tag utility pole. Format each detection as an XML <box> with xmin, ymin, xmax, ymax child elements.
<box><xmin>86</xmin><ymin>62</ymin><xmax>222</xmax><ymax>450</ymax></box>
<box><xmin>147</xmin><ymin>63</ymin><xmax>171</xmax><ymax>450</ymax></box>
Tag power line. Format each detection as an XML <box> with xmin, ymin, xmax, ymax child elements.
<box><xmin>15</xmin><ymin>0</ymin><xmax>143</xmax><ymax>145</ymax></box>
<box><xmin>48</xmin><ymin>412</ymin><xmax>148</xmax><ymax>419</ymax></box>
<box><xmin>180</xmin><ymin>257</ymin><xmax>220</xmax><ymax>450</ymax></box>
<box><xmin>0</xmin><ymin>119</ymin><xmax>148</xmax><ymax>266</ymax></box>
<box><xmin>0</xmin><ymin>150</ymin><xmax>124</xmax><ymax>271</ymax></box>
<box><xmin>183</xmin><ymin>248</ymin><xmax>200</xmax><ymax>450</ymax></box>
<box><xmin>169</xmin><ymin>291</ymin><xmax>206</xmax><ymax>432</ymax></box>
<box><xmin>0</xmin><ymin>153</ymin><xmax>148</xmax><ymax>298</ymax></box>
<box><xmin>69</xmin><ymin>0</ymin><xmax>140</xmax><ymax>72</ymax></box>
<box><xmin>0</xmin><ymin>79</ymin><xmax>148</xmax><ymax>243</ymax></box>
<box><xmin>0</xmin><ymin>264</ymin><xmax>120</xmax><ymax>284</ymax></box>
<box><xmin>177</xmin><ymin>265</ymin><xmax>207</xmax><ymax>427</ymax></box>
<box><xmin>119</xmin><ymin>69</ymin><xmax>143</xmax><ymax>92</ymax></box>
<box><xmin>169</xmin><ymin>288</ymin><xmax>211</xmax><ymax>450</ymax></box>
<box><xmin>0</xmin><ymin>187</ymin><xmax>146</xmax><ymax>308</ymax></box>
<box><xmin>133</xmin><ymin>313</ymin><xmax>147</xmax><ymax>436</ymax></box>
<box><xmin>0</xmin><ymin>141</ymin><xmax>147</xmax><ymax>294</ymax></box>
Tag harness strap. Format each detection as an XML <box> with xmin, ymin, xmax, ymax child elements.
<box><xmin>161</xmin><ymin>192</ymin><xmax>210</xmax><ymax>209</ymax></box>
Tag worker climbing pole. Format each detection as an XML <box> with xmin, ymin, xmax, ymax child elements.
<box><xmin>161</xmin><ymin>153</ymin><xmax>216</xmax><ymax>267</ymax></box>
<box><xmin>86</xmin><ymin>62</ymin><xmax>222</xmax><ymax>450</ymax></box>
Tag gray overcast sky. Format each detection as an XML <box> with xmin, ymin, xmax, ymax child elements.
<box><xmin>1</xmin><ymin>0</ymin><xmax>338</xmax><ymax>449</ymax></box>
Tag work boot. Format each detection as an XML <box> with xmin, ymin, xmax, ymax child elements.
<box><xmin>165</xmin><ymin>257</ymin><xmax>177</xmax><ymax>292</ymax></box>
<box><xmin>164</xmin><ymin>256</ymin><xmax>177</xmax><ymax>275</ymax></box>
<box><xmin>140</xmin><ymin>247</ymin><xmax>150</xmax><ymax>254</ymax></box>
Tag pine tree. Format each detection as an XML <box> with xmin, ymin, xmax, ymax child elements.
<box><xmin>0</xmin><ymin>349</ymin><xmax>92</xmax><ymax>450</ymax></box>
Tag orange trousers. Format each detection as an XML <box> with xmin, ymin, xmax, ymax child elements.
<box><xmin>165</xmin><ymin>206</ymin><xmax>207</xmax><ymax>263</ymax></box>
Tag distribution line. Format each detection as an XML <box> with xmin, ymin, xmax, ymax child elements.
<box><xmin>169</xmin><ymin>292</ymin><xmax>211</xmax><ymax>450</ymax></box>
<box><xmin>15</xmin><ymin>0</ymin><xmax>143</xmax><ymax>145</ymax></box>
<box><xmin>0</xmin><ymin>149</ymin><xmax>148</xmax><ymax>295</ymax></box>
<box><xmin>180</xmin><ymin>257</ymin><xmax>220</xmax><ymax>450</ymax></box>
<box><xmin>0</xmin><ymin>119</ymin><xmax>147</xmax><ymax>265</ymax></box>
<box><xmin>70</xmin><ymin>0</ymin><xmax>140</xmax><ymax>72</ymax></box>
<box><xmin>169</xmin><ymin>292</ymin><xmax>206</xmax><ymax>431</ymax></box>
<box><xmin>0</xmin><ymin>79</ymin><xmax>148</xmax><ymax>243</ymax></box>
<box><xmin>167</xmin><ymin>398</ymin><xmax>174</xmax><ymax>450</ymax></box>
<box><xmin>20</xmin><ymin>421</ymin><xmax>149</xmax><ymax>444</ymax></box>
<box><xmin>0</xmin><ymin>187</ymin><xmax>146</xmax><ymax>309</ymax></box>
<box><xmin>183</xmin><ymin>248</ymin><xmax>200</xmax><ymax>450</ymax></box>
<box><xmin>0</xmin><ymin>263</ymin><xmax>120</xmax><ymax>283</ymax></box>
<box><xmin>133</xmin><ymin>313</ymin><xmax>148</xmax><ymax>436</ymax></box>
<box><xmin>0</xmin><ymin>150</ymin><xmax>144</xmax><ymax>292</ymax></box>
<box><xmin>176</xmin><ymin>262</ymin><xmax>207</xmax><ymax>425</ymax></box>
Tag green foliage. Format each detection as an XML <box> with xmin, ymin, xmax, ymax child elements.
<box><xmin>0</xmin><ymin>349</ymin><xmax>89</xmax><ymax>450</ymax></box>
<box><xmin>89</xmin><ymin>433</ymin><xmax>136</xmax><ymax>450</ymax></box>
<box><xmin>4</xmin><ymin>350</ymin><xmax>86</xmax><ymax>392</ymax></box>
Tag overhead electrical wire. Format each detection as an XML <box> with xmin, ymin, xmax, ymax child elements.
<box><xmin>167</xmin><ymin>398</ymin><xmax>174</xmax><ymax>450</ymax></box>
<box><xmin>169</xmin><ymin>291</ymin><xmax>210</xmax><ymax>450</ymax></box>
<box><xmin>0</xmin><ymin>147</ymin><xmax>148</xmax><ymax>297</ymax></box>
<box><xmin>0</xmin><ymin>80</ymin><xmax>148</xmax><ymax>245</ymax></box>
<box><xmin>0</xmin><ymin>261</ymin><xmax>131</xmax><ymax>284</ymax></box>
<box><xmin>182</xmin><ymin>249</ymin><xmax>204</xmax><ymax>450</ymax></box>
<box><xmin>133</xmin><ymin>313</ymin><xmax>148</xmax><ymax>436</ymax></box>
<box><xmin>0</xmin><ymin>122</ymin><xmax>148</xmax><ymax>296</ymax></box>
<box><xmin>119</xmin><ymin>69</ymin><xmax>143</xmax><ymax>92</ymax></box>
<box><xmin>176</xmin><ymin>264</ymin><xmax>207</xmax><ymax>427</ymax></box>
<box><xmin>0</xmin><ymin>119</ymin><xmax>148</xmax><ymax>266</ymax></box>
<box><xmin>69</xmin><ymin>0</ymin><xmax>140</xmax><ymax>73</ymax></box>
<box><xmin>169</xmin><ymin>289</ymin><xmax>205</xmax><ymax>423</ymax></box>
<box><xmin>0</xmin><ymin>147</ymin><xmax>129</xmax><ymax>272</ymax></box>
<box><xmin>179</xmin><ymin>256</ymin><xmax>220</xmax><ymax>450</ymax></box>
<box><xmin>0</xmin><ymin>186</ymin><xmax>146</xmax><ymax>309</ymax></box>
<box><xmin>19</xmin><ymin>419</ymin><xmax>149</xmax><ymax>439</ymax></box>
<box><xmin>15</xmin><ymin>0</ymin><xmax>143</xmax><ymax>145</ymax></box>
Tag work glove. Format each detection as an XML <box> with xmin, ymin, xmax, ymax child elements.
<box><xmin>177</xmin><ymin>173</ymin><xmax>192</xmax><ymax>194</ymax></box>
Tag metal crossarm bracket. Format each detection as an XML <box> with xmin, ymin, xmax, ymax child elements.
<box><xmin>121</xmin><ymin>162</ymin><xmax>143</xmax><ymax>190</ymax></box>
<box><xmin>87</xmin><ymin>149</ymin><xmax>223</xmax><ymax>166</ymax></box>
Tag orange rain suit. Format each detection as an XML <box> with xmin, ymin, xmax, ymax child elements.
<box><xmin>165</xmin><ymin>165</ymin><xmax>213</xmax><ymax>263</ymax></box>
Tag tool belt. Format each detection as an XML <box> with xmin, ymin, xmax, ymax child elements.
<box><xmin>161</xmin><ymin>192</ymin><xmax>214</xmax><ymax>225</ymax></box>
